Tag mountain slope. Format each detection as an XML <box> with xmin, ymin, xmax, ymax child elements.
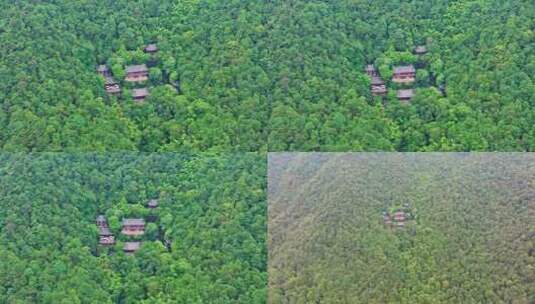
<box><xmin>0</xmin><ymin>153</ymin><xmax>266</xmax><ymax>303</ymax></box>
<box><xmin>268</xmin><ymin>153</ymin><xmax>534</xmax><ymax>303</ymax></box>
<box><xmin>1</xmin><ymin>0</ymin><xmax>534</xmax><ymax>151</ymax></box>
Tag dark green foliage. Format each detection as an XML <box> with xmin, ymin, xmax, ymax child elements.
<box><xmin>268</xmin><ymin>153</ymin><xmax>535</xmax><ymax>303</ymax></box>
<box><xmin>0</xmin><ymin>153</ymin><xmax>266</xmax><ymax>303</ymax></box>
<box><xmin>266</xmin><ymin>0</ymin><xmax>535</xmax><ymax>151</ymax></box>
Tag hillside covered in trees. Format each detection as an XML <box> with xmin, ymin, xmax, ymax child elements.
<box><xmin>268</xmin><ymin>153</ymin><xmax>534</xmax><ymax>303</ymax></box>
<box><xmin>0</xmin><ymin>153</ymin><xmax>266</xmax><ymax>303</ymax></box>
<box><xmin>1</xmin><ymin>0</ymin><xmax>534</xmax><ymax>151</ymax></box>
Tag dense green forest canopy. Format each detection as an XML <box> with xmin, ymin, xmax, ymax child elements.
<box><xmin>0</xmin><ymin>153</ymin><xmax>266</xmax><ymax>303</ymax></box>
<box><xmin>0</xmin><ymin>0</ymin><xmax>533</xmax><ymax>151</ymax></box>
<box><xmin>268</xmin><ymin>153</ymin><xmax>535</xmax><ymax>303</ymax></box>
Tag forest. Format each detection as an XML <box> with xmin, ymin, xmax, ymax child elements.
<box><xmin>0</xmin><ymin>0</ymin><xmax>534</xmax><ymax>151</ymax></box>
<box><xmin>268</xmin><ymin>153</ymin><xmax>535</xmax><ymax>303</ymax></box>
<box><xmin>0</xmin><ymin>153</ymin><xmax>266</xmax><ymax>303</ymax></box>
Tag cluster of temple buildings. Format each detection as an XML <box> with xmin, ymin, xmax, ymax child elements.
<box><xmin>365</xmin><ymin>45</ymin><xmax>427</xmax><ymax>103</ymax></box>
<box><xmin>96</xmin><ymin>198</ymin><xmax>159</xmax><ymax>254</ymax></box>
<box><xmin>96</xmin><ymin>43</ymin><xmax>158</xmax><ymax>102</ymax></box>
<box><xmin>382</xmin><ymin>203</ymin><xmax>413</xmax><ymax>229</ymax></box>
<box><xmin>383</xmin><ymin>210</ymin><xmax>407</xmax><ymax>228</ymax></box>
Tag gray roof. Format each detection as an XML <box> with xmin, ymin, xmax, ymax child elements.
<box><xmin>148</xmin><ymin>199</ymin><xmax>159</xmax><ymax>207</ymax></box>
<box><xmin>145</xmin><ymin>44</ymin><xmax>158</xmax><ymax>52</ymax></box>
<box><xmin>97</xmin><ymin>65</ymin><xmax>109</xmax><ymax>72</ymax></box>
<box><xmin>415</xmin><ymin>45</ymin><xmax>427</xmax><ymax>54</ymax></box>
<box><xmin>397</xmin><ymin>89</ymin><xmax>414</xmax><ymax>99</ymax></box>
<box><xmin>105</xmin><ymin>76</ymin><xmax>117</xmax><ymax>85</ymax></box>
<box><xmin>122</xmin><ymin>218</ymin><xmax>145</xmax><ymax>226</ymax></box>
<box><xmin>99</xmin><ymin>227</ymin><xmax>113</xmax><ymax>236</ymax></box>
<box><xmin>393</xmin><ymin>65</ymin><xmax>415</xmax><ymax>74</ymax></box>
<box><xmin>370</xmin><ymin>76</ymin><xmax>384</xmax><ymax>85</ymax></box>
<box><xmin>99</xmin><ymin>235</ymin><xmax>115</xmax><ymax>244</ymax></box>
<box><xmin>124</xmin><ymin>242</ymin><xmax>141</xmax><ymax>251</ymax></box>
<box><xmin>106</xmin><ymin>85</ymin><xmax>121</xmax><ymax>94</ymax></box>
<box><xmin>132</xmin><ymin>88</ymin><xmax>149</xmax><ymax>98</ymax></box>
<box><xmin>365</xmin><ymin>64</ymin><xmax>375</xmax><ymax>72</ymax></box>
<box><xmin>125</xmin><ymin>64</ymin><xmax>148</xmax><ymax>74</ymax></box>
<box><xmin>371</xmin><ymin>85</ymin><xmax>387</xmax><ymax>93</ymax></box>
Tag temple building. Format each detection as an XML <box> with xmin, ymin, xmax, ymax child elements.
<box><xmin>123</xmin><ymin>241</ymin><xmax>141</xmax><ymax>253</ymax></box>
<box><xmin>365</xmin><ymin>64</ymin><xmax>378</xmax><ymax>77</ymax></box>
<box><xmin>370</xmin><ymin>76</ymin><xmax>387</xmax><ymax>96</ymax></box>
<box><xmin>132</xmin><ymin>88</ymin><xmax>149</xmax><ymax>102</ymax></box>
<box><xmin>96</xmin><ymin>215</ymin><xmax>108</xmax><ymax>227</ymax></box>
<box><xmin>414</xmin><ymin>45</ymin><xmax>427</xmax><ymax>55</ymax></box>
<box><xmin>392</xmin><ymin>65</ymin><xmax>416</xmax><ymax>83</ymax></box>
<box><xmin>144</xmin><ymin>44</ymin><xmax>158</xmax><ymax>54</ymax></box>
<box><xmin>393</xmin><ymin>211</ymin><xmax>406</xmax><ymax>222</ymax></box>
<box><xmin>104</xmin><ymin>77</ymin><xmax>121</xmax><ymax>95</ymax></box>
<box><xmin>397</xmin><ymin>89</ymin><xmax>414</xmax><ymax>103</ymax></box>
<box><xmin>96</xmin><ymin>65</ymin><xmax>111</xmax><ymax>77</ymax></box>
<box><xmin>147</xmin><ymin>199</ymin><xmax>159</xmax><ymax>209</ymax></box>
<box><xmin>99</xmin><ymin>227</ymin><xmax>115</xmax><ymax>245</ymax></box>
<box><xmin>125</xmin><ymin>64</ymin><xmax>149</xmax><ymax>82</ymax></box>
<box><xmin>122</xmin><ymin>218</ymin><xmax>145</xmax><ymax>236</ymax></box>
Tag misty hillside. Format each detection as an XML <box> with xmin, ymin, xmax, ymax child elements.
<box><xmin>268</xmin><ymin>153</ymin><xmax>534</xmax><ymax>304</ymax></box>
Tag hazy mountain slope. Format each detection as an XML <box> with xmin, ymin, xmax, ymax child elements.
<box><xmin>268</xmin><ymin>153</ymin><xmax>534</xmax><ymax>303</ymax></box>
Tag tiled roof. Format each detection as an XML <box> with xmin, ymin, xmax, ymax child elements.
<box><xmin>125</xmin><ymin>64</ymin><xmax>148</xmax><ymax>74</ymax></box>
<box><xmin>393</xmin><ymin>65</ymin><xmax>415</xmax><ymax>74</ymax></box>
<box><xmin>122</xmin><ymin>218</ymin><xmax>145</xmax><ymax>226</ymax></box>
